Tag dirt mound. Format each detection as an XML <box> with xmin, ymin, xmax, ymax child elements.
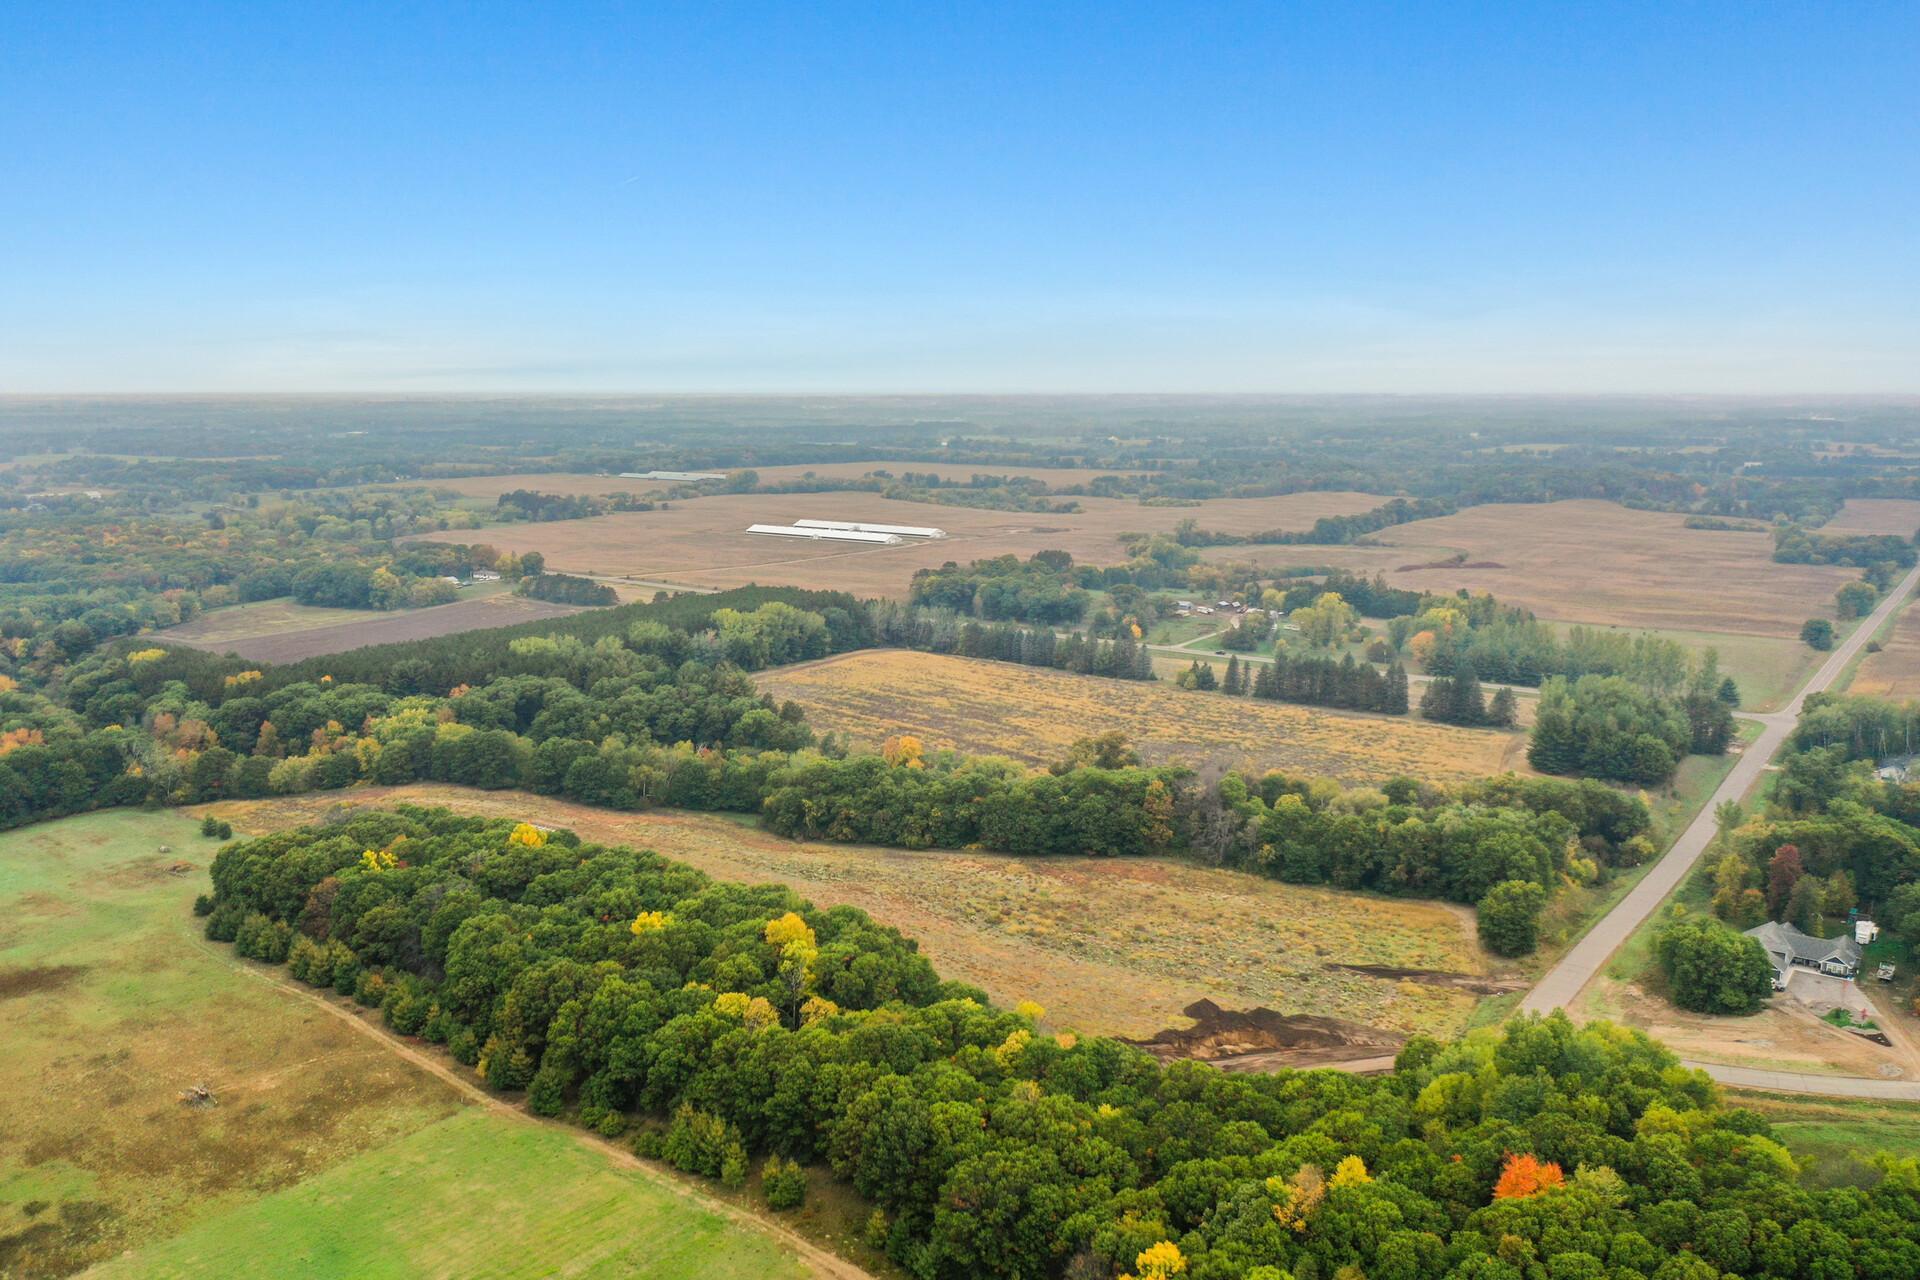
<box><xmin>1329</xmin><ymin>963</ymin><xmax>1525</xmax><ymax>995</ymax></box>
<box><xmin>1127</xmin><ymin>999</ymin><xmax>1403</xmax><ymax>1071</ymax></box>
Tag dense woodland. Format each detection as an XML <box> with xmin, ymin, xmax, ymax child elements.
<box><xmin>200</xmin><ymin>807</ymin><xmax>1920</xmax><ymax>1280</ymax></box>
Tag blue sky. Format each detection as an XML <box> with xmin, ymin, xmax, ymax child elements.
<box><xmin>2</xmin><ymin>2</ymin><xmax>1915</xmax><ymax>393</ymax></box>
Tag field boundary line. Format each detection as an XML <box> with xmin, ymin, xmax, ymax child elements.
<box><xmin>191</xmin><ymin>932</ymin><xmax>876</xmax><ymax>1280</ymax></box>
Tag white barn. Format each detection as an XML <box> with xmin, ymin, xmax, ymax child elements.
<box><xmin>793</xmin><ymin>518</ymin><xmax>945</xmax><ymax>539</ymax></box>
<box><xmin>746</xmin><ymin>524</ymin><xmax>903</xmax><ymax>544</ymax></box>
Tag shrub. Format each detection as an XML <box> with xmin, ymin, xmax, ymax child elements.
<box><xmin>762</xmin><ymin>1155</ymin><xmax>808</xmax><ymax>1210</ymax></box>
<box><xmin>1477</xmin><ymin>879</ymin><xmax>1548</xmax><ymax>956</ymax></box>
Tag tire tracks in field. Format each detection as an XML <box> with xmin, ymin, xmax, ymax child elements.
<box><xmin>194</xmin><ymin>935</ymin><xmax>876</xmax><ymax>1280</ymax></box>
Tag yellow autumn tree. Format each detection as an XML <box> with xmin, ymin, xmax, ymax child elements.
<box><xmin>1014</xmin><ymin>1000</ymin><xmax>1046</xmax><ymax>1022</ymax></box>
<box><xmin>1268</xmin><ymin>1163</ymin><xmax>1327</xmax><ymax>1232</ymax></box>
<box><xmin>765</xmin><ymin>912</ymin><xmax>818</xmax><ymax>1016</ymax></box>
<box><xmin>1121</xmin><ymin>1241</ymin><xmax>1187</xmax><ymax>1280</ymax></box>
<box><xmin>630</xmin><ymin>910</ymin><xmax>672</xmax><ymax>934</ymax></box>
<box><xmin>881</xmin><ymin>734</ymin><xmax>925</xmax><ymax>769</ymax></box>
<box><xmin>508</xmin><ymin>822</ymin><xmax>547</xmax><ymax>847</ymax></box>
<box><xmin>1329</xmin><ymin>1155</ymin><xmax>1371</xmax><ymax>1188</ymax></box>
<box><xmin>127</xmin><ymin>648</ymin><xmax>167</xmax><ymax>664</ymax></box>
<box><xmin>360</xmin><ymin>848</ymin><xmax>397</xmax><ymax>871</ymax></box>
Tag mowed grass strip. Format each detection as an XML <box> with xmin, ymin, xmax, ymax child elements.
<box><xmin>206</xmin><ymin>787</ymin><xmax>1492</xmax><ymax>1042</ymax></box>
<box><xmin>759</xmin><ymin>649</ymin><xmax>1528</xmax><ymax>785</ymax></box>
<box><xmin>86</xmin><ymin>1111</ymin><xmax>815</xmax><ymax>1280</ymax></box>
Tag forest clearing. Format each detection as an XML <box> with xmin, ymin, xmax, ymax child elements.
<box><xmin>199</xmin><ymin>787</ymin><xmax>1497</xmax><ymax>1045</ymax></box>
<box><xmin>758</xmin><ymin>649</ymin><xmax>1529</xmax><ymax>783</ymax></box>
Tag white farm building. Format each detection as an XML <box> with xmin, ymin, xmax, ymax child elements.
<box><xmin>746</xmin><ymin>523</ymin><xmax>903</xmax><ymax>545</ymax></box>
<box><xmin>793</xmin><ymin>518</ymin><xmax>946</xmax><ymax>539</ymax></box>
<box><xmin>621</xmin><ymin>470</ymin><xmax>728</xmax><ymax>482</ymax></box>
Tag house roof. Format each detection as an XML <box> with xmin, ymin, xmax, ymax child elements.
<box><xmin>1744</xmin><ymin>920</ymin><xmax>1862</xmax><ymax>969</ymax></box>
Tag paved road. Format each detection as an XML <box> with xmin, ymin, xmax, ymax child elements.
<box><xmin>1521</xmin><ymin>561</ymin><xmax>1920</xmax><ymax>1026</ymax></box>
<box><xmin>1683</xmin><ymin>1061</ymin><xmax>1920</xmax><ymax>1100</ymax></box>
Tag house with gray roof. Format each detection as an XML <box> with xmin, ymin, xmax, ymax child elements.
<box><xmin>1744</xmin><ymin>920</ymin><xmax>1862</xmax><ymax>986</ymax></box>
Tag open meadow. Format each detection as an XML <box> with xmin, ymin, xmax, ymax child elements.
<box><xmin>384</xmin><ymin>460</ymin><xmax>1160</xmax><ymax>498</ymax></box>
<box><xmin>758</xmin><ymin>650</ymin><xmax>1530</xmax><ymax>783</ymax></box>
<box><xmin>1822</xmin><ymin>498</ymin><xmax>1920</xmax><ymax>537</ymax></box>
<box><xmin>202</xmin><ymin>787</ymin><xmax>1499</xmax><ymax>1048</ymax></box>
<box><xmin>0</xmin><ymin>811</ymin><xmax>837</xmax><ymax>1280</ymax></box>
<box><xmin>159</xmin><ymin>593</ymin><xmax>587</xmax><ymax>664</ymax></box>
<box><xmin>404</xmin><ymin>489</ymin><xmax>1386</xmax><ymax>597</ymax></box>
<box><xmin>1201</xmin><ymin>499</ymin><xmax>1859</xmax><ymax>638</ymax></box>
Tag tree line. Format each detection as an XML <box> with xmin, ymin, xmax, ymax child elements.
<box><xmin>196</xmin><ymin>806</ymin><xmax>1920</xmax><ymax>1280</ymax></box>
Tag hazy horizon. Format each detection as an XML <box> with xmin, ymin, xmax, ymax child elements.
<box><xmin>5</xmin><ymin>3</ymin><xmax>1916</xmax><ymax>394</ymax></box>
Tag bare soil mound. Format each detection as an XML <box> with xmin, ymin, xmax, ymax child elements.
<box><xmin>1126</xmin><ymin>999</ymin><xmax>1404</xmax><ymax>1072</ymax></box>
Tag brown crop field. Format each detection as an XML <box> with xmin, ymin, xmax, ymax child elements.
<box><xmin>757</xmin><ymin>650</ymin><xmax>1529</xmax><ymax>783</ymax></box>
<box><xmin>202</xmin><ymin>787</ymin><xmax>1497</xmax><ymax>1045</ymax></box>
<box><xmin>160</xmin><ymin>594</ymin><xmax>587</xmax><ymax>663</ymax></box>
<box><xmin>406</xmin><ymin>489</ymin><xmax>1386</xmax><ymax>598</ymax></box>
<box><xmin>1824</xmin><ymin>498</ymin><xmax>1920</xmax><ymax>537</ymax></box>
<box><xmin>1850</xmin><ymin>596</ymin><xmax>1920</xmax><ymax>700</ymax></box>
<box><xmin>1203</xmin><ymin>499</ymin><xmax>1859</xmax><ymax>638</ymax></box>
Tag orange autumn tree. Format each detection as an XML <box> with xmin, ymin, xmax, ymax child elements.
<box><xmin>1492</xmin><ymin>1152</ymin><xmax>1565</xmax><ymax>1199</ymax></box>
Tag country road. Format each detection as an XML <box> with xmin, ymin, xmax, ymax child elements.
<box><xmin>1517</xmin><ymin>561</ymin><xmax>1920</xmax><ymax>1096</ymax></box>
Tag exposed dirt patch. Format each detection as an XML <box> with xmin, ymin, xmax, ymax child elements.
<box><xmin>0</xmin><ymin>963</ymin><xmax>89</xmax><ymax>1000</ymax></box>
<box><xmin>1126</xmin><ymin>998</ymin><xmax>1404</xmax><ymax>1071</ymax></box>
<box><xmin>1328</xmin><ymin>963</ymin><xmax>1525</xmax><ymax>995</ymax></box>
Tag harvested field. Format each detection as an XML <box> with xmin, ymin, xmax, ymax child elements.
<box><xmin>160</xmin><ymin>594</ymin><xmax>587</xmax><ymax>663</ymax></box>
<box><xmin>1824</xmin><ymin>498</ymin><xmax>1920</xmax><ymax>537</ymax></box>
<box><xmin>1849</xmin><ymin>593</ymin><xmax>1920</xmax><ymax>699</ymax></box>
<box><xmin>759</xmin><ymin>650</ymin><xmax>1530</xmax><ymax>784</ymax></box>
<box><xmin>1203</xmin><ymin>499</ymin><xmax>1858</xmax><ymax>638</ymax></box>
<box><xmin>404</xmin><ymin>489</ymin><xmax>1387</xmax><ymax>598</ymax></box>
<box><xmin>201</xmin><ymin>787</ymin><xmax>1497</xmax><ymax>1045</ymax></box>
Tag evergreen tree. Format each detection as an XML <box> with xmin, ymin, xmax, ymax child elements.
<box><xmin>1488</xmin><ymin>685</ymin><xmax>1518</xmax><ymax>728</ymax></box>
<box><xmin>1383</xmin><ymin>662</ymin><xmax>1410</xmax><ymax>715</ymax></box>
<box><xmin>1222</xmin><ymin>655</ymin><xmax>1243</xmax><ymax>695</ymax></box>
<box><xmin>1193</xmin><ymin>661</ymin><xmax>1218</xmax><ymax>692</ymax></box>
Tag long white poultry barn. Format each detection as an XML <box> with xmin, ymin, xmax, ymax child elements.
<box><xmin>792</xmin><ymin>518</ymin><xmax>946</xmax><ymax>538</ymax></box>
<box><xmin>745</xmin><ymin>523</ymin><xmax>903</xmax><ymax>544</ymax></box>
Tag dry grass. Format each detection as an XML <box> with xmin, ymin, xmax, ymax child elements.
<box><xmin>404</xmin><ymin>489</ymin><xmax>1386</xmax><ymax>599</ymax></box>
<box><xmin>1850</xmin><ymin>597</ymin><xmax>1920</xmax><ymax>699</ymax></box>
<box><xmin>1203</xmin><ymin>499</ymin><xmax>1858</xmax><ymax>638</ymax></box>
<box><xmin>384</xmin><ymin>461</ymin><xmax>1160</xmax><ymax>499</ymax></box>
<box><xmin>202</xmin><ymin>787</ymin><xmax>1493</xmax><ymax>1043</ymax></box>
<box><xmin>0</xmin><ymin>811</ymin><xmax>462</xmax><ymax>1277</ymax></box>
<box><xmin>758</xmin><ymin>650</ymin><xmax>1529</xmax><ymax>784</ymax></box>
<box><xmin>1824</xmin><ymin>498</ymin><xmax>1920</xmax><ymax>537</ymax></box>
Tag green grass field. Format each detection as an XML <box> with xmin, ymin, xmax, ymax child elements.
<box><xmin>0</xmin><ymin>811</ymin><xmax>830</xmax><ymax>1280</ymax></box>
<box><xmin>1732</xmin><ymin>1093</ymin><xmax>1920</xmax><ymax>1187</ymax></box>
<box><xmin>86</xmin><ymin>1111</ymin><xmax>813</xmax><ymax>1280</ymax></box>
<box><xmin>1541</xmin><ymin>622</ymin><xmax>1814</xmax><ymax>712</ymax></box>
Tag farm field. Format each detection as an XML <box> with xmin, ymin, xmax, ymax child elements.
<box><xmin>1822</xmin><ymin>497</ymin><xmax>1920</xmax><ymax>537</ymax></box>
<box><xmin>87</xmin><ymin>1111</ymin><xmax>817</xmax><ymax>1280</ymax></box>
<box><xmin>201</xmin><ymin>787</ymin><xmax>1497</xmax><ymax>1045</ymax></box>
<box><xmin>758</xmin><ymin>650</ymin><xmax>1530</xmax><ymax>783</ymax></box>
<box><xmin>404</xmin><ymin>489</ymin><xmax>1387</xmax><ymax>598</ymax></box>
<box><xmin>0</xmin><ymin>810</ymin><xmax>845</xmax><ymax>1280</ymax></box>
<box><xmin>159</xmin><ymin>593</ymin><xmax>586</xmax><ymax>663</ymax></box>
<box><xmin>1200</xmin><ymin>499</ymin><xmax>1859</xmax><ymax>638</ymax></box>
<box><xmin>1850</xmin><ymin>594</ymin><xmax>1920</xmax><ymax>699</ymax></box>
<box><xmin>385</xmin><ymin>461</ymin><xmax>1159</xmax><ymax>498</ymax></box>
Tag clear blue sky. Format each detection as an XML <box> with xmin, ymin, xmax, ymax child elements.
<box><xmin>3</xmin><ymin>2</ymin><xmax>1915</xmax><ymax>393</ymax></box>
